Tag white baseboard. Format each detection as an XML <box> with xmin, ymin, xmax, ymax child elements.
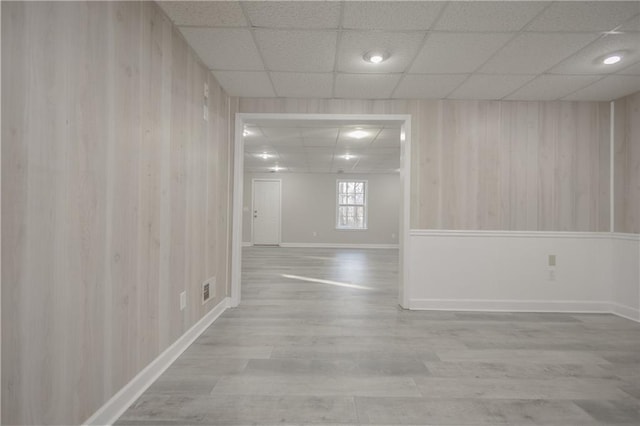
<box><xmin>408</xmin><ymin>298</ymin><xmax>610</xmax><ymax>313</ymax></box>
<box><xmin>409</xmin><ymin>230</ymin><xmax>611</xmax><ymax>239</ymax></box>
<box><xmin>279</xmin><ymin>242</ymin><xmax>399</xmax><ymax>249</ymax></box>
<box><xmin>610</xmin><ymin>302</ymin><xmax>640</xmax><ymax>322</ymax></box>
<box><xmin>83</xmin><ymin>297</ymin><xmax>231</xmax><ymax>426</ymax></box>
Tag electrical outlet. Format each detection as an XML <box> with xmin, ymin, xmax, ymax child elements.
<box><xmin>548</xmin><ymin>254</ymin><xmax>556</xmax><ymax>267</ymax></box>
<box><xmin>180</xmin><ymin>291</ymin><xmax>186</xmax><ymax>311</ymax></box>
<box><xmin>548</xmin><ymin>270</ymin><xmax>556</xmax><ymax>281</ymax></box>
<box><xmin>312</xmin><ymin>231</ymin><xmax>317</xmax><ymax>237</ymax></box>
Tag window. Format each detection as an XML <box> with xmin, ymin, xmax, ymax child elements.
<box><xmin>336</xmin><ymin>180</ymin><xmax>367</xmax><ymax>229</ymax></box>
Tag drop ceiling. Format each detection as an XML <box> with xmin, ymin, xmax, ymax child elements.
<box><xmin>159</xmin><ymin>1</ymin><xmax>640</xmax><ymax>101</ymax></box>
<box><xmin>243</xmin><ymin>121</ymin><xmax>401</xmax><ymax>174</ymax></box>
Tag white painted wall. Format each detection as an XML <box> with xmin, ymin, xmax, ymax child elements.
<box><xmin>407</xmin><ymin>231</ymin><xmax>640</xmax><ymax>321</ymax></box>
<box><xmin>243</xmin><ymin>172</ymin><xmax>400</xmax><ymax>247</ymax></box>
<box><xmin>611</xmin><ymin>235</ymin><xmax>640</xmax><ymax>321</ymax></box>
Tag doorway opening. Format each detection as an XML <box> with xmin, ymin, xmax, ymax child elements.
<box><xmin>231</xmin><ymin>114</ymin><xmax>411</xmax><ymax>308</ymax></box>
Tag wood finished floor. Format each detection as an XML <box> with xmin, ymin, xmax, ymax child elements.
<box><xmin>116</xmin><ymin>247</ymin><xmax>640</xmax><ymax>426</ymax></box>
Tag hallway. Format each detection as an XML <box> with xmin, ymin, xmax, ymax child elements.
<box><xmin>117</xmin><ymin>247</ymin><xmax>640</xmax><ymax>425</ymax></box>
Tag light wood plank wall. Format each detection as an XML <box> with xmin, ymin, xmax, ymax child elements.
<box><xmin>614</xmin><ymin>91</ymin><xmax>640</xmax><ymax>234</ymax></box>
<box><xmin>238</xmin><ymin>98</ymin><xmax>610</xmax><ymax>231</ymax></box>
<box><xmin>2</xmin><ymin>2</ymin><xmax>232</xmax><ymax>425</ymax></box>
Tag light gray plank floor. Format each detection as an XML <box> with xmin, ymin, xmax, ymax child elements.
<box><xmin>116</xmin><ymin>247</ymin><xmax>640</xmax><ymax>425</ymax></box>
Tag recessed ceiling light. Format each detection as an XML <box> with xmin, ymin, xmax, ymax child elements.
<box><xmin>364</xmin><ymin>51</ymin><xmax>389</xmax><ymax>64</ymax></box>
<box><xmin>271</xmin><ymin>165</ymin><xmax>283</xmax><ymax>172</ymax></box>
<box><xmin>258</xmin><ymin>152</ymin><xmax>272</xmax><ymax>160</ymax></box>
<box><xmin>603</xmin><ymin>54</ymin><xmax>622</xmax><ymax>65</ymax></box>
<box><xmin>243</xmin><ymin>129</ymin><xmax>251</xmax><ymax>137</ymax></box>
<box><xmin>349</xmin><ymin>130</ymin><xmax>368</xmax><ymax>139</ymax></box>
<box><xmin>342</xmin><ymin>154</ymin><xmax>355</xmax><ymax>160</ymax></box>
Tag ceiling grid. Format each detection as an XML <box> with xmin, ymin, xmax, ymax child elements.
<box><xmin>160</xmin><ymin>0</ymin><xmax>640</xmax><ymax>101</ymax></box>
<box><xmin>157</xmin><ymin>1</ymin><xmax>640</xmax><ymax>173</ymax></box>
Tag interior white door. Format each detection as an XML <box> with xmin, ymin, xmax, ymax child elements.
<box><xmin>252</xmin><ymin>179</ymin><xmax>281</xmax><ymax>245</ymax></box>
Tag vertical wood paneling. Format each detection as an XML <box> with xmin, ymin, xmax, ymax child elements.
<box><xmin>2</xmin><ymin>2</ymin><xmax>232</xmax><ymax>425</ymax></box>
<box><xmin>614</xmin><ymin>91</ymin><xmax>640</xmax><ymax>233</ymax></box>
<box><xmin>239</xmin><ymin>98</ymin><xmax>610</xmax><ymax>231</ymax></box>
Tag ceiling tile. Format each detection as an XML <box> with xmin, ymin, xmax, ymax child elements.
<box><xmin>410</xmin><ymin>32</ymin><xmax>512</xmax><ymax>74</ymax></box>
<box><xmin>261</xmin><ymin>127</ymin><xmax>301</xmax><ymax>140</ymax></box>
<box><xmin>342</xmin><ymin>2</ymin><xmax>446</xmax><ymax>30</ymax></box>
<box><xmin>179</xmin><ymin>28</ymin><xmax>263</xmax><ymax>71</ymax></box>
<box><xmin>433</xmin><ymin>1</ymin><xmax>547</xmax><ymax>32</ymax></box>
<box><xmin>270</xmin><ymin>72</ymin><xmax>333</xmax><ymax>98</ymax></box>
<box><xmin>505</xmin><ymin>75</ymin><xmax>602</xmax><ymax>101</ymax></box>
<box><xmin>305</xmin><ymin>147</ymin><xmax>337</xmax><ymax>157</ymax></box>
<box><xmin>306</xmin><ymin>153</ymin><xmax>334</xmax><ymax>163</ymax></box>
<box><xmin>372</xmin><ymin>128</ymin><xmax>401</xmax><ymax>147</ymax></box>
<box><xmin>243</xmin><ymin>1</ymin><xmax>341</xmax><ymax>29</ymax></box>
<box><xmin>336</xmin><ymin>134</ymin><xmax>377</xmax><ymax>150</ymax></box>
<box><xmin>618</xmin><ymin>61</ymin><xmax>640</xmax><ymax>75</ymax></box>
<box><xmin>303</xmin><ymin>138</ymin><xmax>337</xmax><ymax>147</ymax></box>
<box><xmin>254</xmin><ymin>29</ymin><xmax>337</xmax><ymax>72</ymax></box>
<box><xmin>269</xmin><ymin>139</ymin><xmax>306</xmax><ymax>148</ymax></box>
<box><xmin>336</xmin><ymin>141</ymin><xmax>375</xmax><ymax>151</ymax></box>
<box><xmin>562</xmin><ymin>75</ymin><xmax>640</xmax><ymax>101</ymax></box>
<box><xmin>337</xmin><ymin>31</ymin><xmax>425</xmax><ymax>73</ymax></box>
<box><xmin>244</xmin><ymin>143</ymin><xmax>275</xmax><ymax>152</ymax></box>
<box><xmin>366</xmin><ymin>147</ymin><xmax>401</xmax><ymax>155</ymax></box>
<box><xmin>527</xmin><ymin>1</ymin><xmax>639</xmax><ymax>32</ymax></box>
<box><xmin>243</xmin><ymin>135</ymin><xmax>269</xmax><ymax>146</ymax></box>
<box><xmin>243</xmin><ymin>126</ymin><xmax>265</xmax><ymax>138</ymax></box>
<box><xmin>300</xmin><ymin>128</ymin><xmax>339</xmax><ymax>139</ymax></box>
<box><xmin>157</xmin><ymin>1</ymin><xmax>247</xmax><ymax>27</ymax></box>
<box><xmin>212</xmin><ymin>71</ymin><xmax>275</xmax><ymax>97</ymax></box>
<box><xmin>339</xmin><ymin>127</ymin><xmax>382</xmax><ymax>142</ymax></box>
<box><xmin>550</xmin><ymin>33</ymin><xmax>640</xmax><ymax>75</ymax></box>
<box><xmin>335</xmin><ymin>74</ymin><xmax>402</xmax><ymax>99</ymax></box>
<box><xmin>245</xmin><ymin>154</ymin><xmax>281</xmax><ymax>166</ymax></box>
<box><xmin>480</xmin><ymin>33</ymin><xmax>600</xmax><ymax>74</ymax></box>
<box><xmin>449</xmin><ymin>74</ymin><xmax>535</xmax><ymax>100</ymax></box>
<box><xmin>278</xmin><ymin>152</ymin><xmax>307</xmax><ymax>162</ymax></box>
<box><xmin>618</xmin><ymin>13</ymin><xmax>640</xmax><ymax>32</ymax></box>
<box><xmin>393</xmin><ymin>74</ymin><xmax>468</xmax><ymax>99</ymax></box>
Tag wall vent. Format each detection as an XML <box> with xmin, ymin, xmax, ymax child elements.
<box><xmin>202</xmin><ymin>277</ymin><xmax>215</xmax><ymax>304</ymax></box>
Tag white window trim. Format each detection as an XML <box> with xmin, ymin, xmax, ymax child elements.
<box><xmin>335</xmin><ymin>179</ymin><xmax>368</xmax><ymax>230</ymax></box>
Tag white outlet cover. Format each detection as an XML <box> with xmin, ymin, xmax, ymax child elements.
<box><xmin>180</xmin><ymin>291</ymin><xmax>186</xmax><ymax>310</ymax></box>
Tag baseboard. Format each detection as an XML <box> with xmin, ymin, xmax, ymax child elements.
<box><xmin>408</xmin><ymin>298</ymin><xmax>610</xmax><ymax>313</ymax></box>
<box><xmin>83</xmin><ymin>297</ymin><xmax>231</xmax><ymax>426</ymax></box>
<box><xmin>279</xmin><ymin>242</ymin><xmax>399</xmax><ymax>249</ymax></box>
<box><xmin>610</xmin><ymin>302</ymin><xmax>640</xmax><ymax>322</ymax></box>
<box><xmin>409</xmin><ymin>230</ymin><xmax>611</xmax><ymax>239</ymax></box>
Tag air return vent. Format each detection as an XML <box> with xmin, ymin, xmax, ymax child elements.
<box><xmin>202</xmin><ymin>277</ymin><xmax>215</xmax><ymax>304</ymax></box>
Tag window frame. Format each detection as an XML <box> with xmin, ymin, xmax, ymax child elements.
<box><xmin>335</xmin><ymin>179</ymin><xmax>368</xmax><ymax>230</ymax></box>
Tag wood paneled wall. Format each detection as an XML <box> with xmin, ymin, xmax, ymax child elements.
<box><xmin>2</xmin><ymin>2</ymin><xmax>232</xmax><ymax>425</ymax></box>
<box><xmin>238</xmin><ymin>98</ymin><xmax>610</xmax><ymax>231</ymax></box>
<box><xmin>614</xmin><ymin>91</ymin><xmax>640</xmax><ymax>234</ymax></box>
